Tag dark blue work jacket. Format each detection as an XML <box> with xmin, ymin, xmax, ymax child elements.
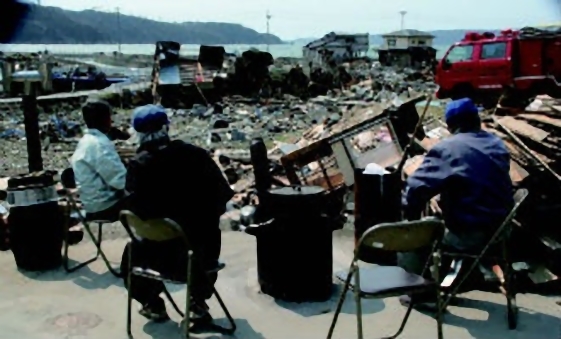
<box><xmin>405</xmin><ymin>130</ymin><xmax>513</xmax><ymax>235</ymax></box>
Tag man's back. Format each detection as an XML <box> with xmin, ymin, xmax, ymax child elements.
<box><xmin>434</xmin><ymin>130</ymin><xmax>513</xmax><ymax>230</ymax></box>
<box><xmin>71</xmin><ymin>129</ymin><xmax>127</xmax><ymax>213</ymax></box>
<box><xmin>126</xmin><ymin>140</ymin><xmax>234</xmax><ymax>227</ymax></box>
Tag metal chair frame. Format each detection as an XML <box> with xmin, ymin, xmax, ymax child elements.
<box><xmin>439</xmin><ymin>188</ymin><xmax>529</xmax><ymax>330</ymax></box>
<box><xmin>327</xmin><ymin>218</ymin><xmax>445</xmax><ymax>339</ymax></box>
<box><xmin>60</xmin><ymin>167</ymin><xmax>121</xmax><ymax>277</ymax></box>
<box><xmin>120</xmin><ymin>210</ymin><xmax>236</xmax><ymax>339</ymax></box>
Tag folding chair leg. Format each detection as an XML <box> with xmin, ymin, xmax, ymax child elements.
<box><xmin>93</xmin><ymin>223</ymin><xmax>122</xmax><ymax>278</ymax></box>
<box><xmin>440</xmin><ymin>257</ymin><xmax>482</xmax><ymax>312</ymax></box>
<box><xmin>503</xmin><ymin>239</ymin><xmax>518</xmax><ymax>330</ymax></box>
<box><xmin>354</xmin><ymin>264</ymin><xmax>363</xmax><ymax>339</ymax></box>
<box><xmin>163</xmin><ymin>286</ymin><xmax>184</xmax><ymax>317</ymax></box>
<box><xmin>381</xmin><ymin>298</ymin><xmax>414</xmax><ymax>339</ymax></box>
<box><xmin>212</xmin><ymin>288</ymin><xmax>237</xmax><ymax>334</ymax></box>
<box><xmin>63</xmin><ymin>221</ymin><xmax>101</xmax><ymax>273</ymax></box>
<box><xmin>84</xmin><ymin>223</ymin><xmax>123</xmax><ymax>278</ymax></box>
<box><xmin>126</xmin><ymin>241</ymin><xmax>133</xmax><ymax>339</ymax></box>
<box><xmin>434</xmin><ymin>258</ymin><xmax>444</xmax><ymax>339</ymax></box>
<box><xmin>327</xmin><ymin>264</ymin><xmax>354</xmax><ymax>339</ymax></box>
<box><xmin>184</xmin><ymin>250</ymin><xmax>193</xmax><ymax>339</ymax></box>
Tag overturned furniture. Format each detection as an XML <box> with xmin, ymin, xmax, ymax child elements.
<box><xmin>151</xmin><ymin>41</ymin><xmax>226</xmax><ymax>108</ymax></box>
<box><xmin>279</xmin><ymin>95</ymin><xmax>426</xmax><ymax>266</ymax></box>
<box><xmin>280</xmin><ymin>95</ymin><xmax>426</xmax><ymax>189</ymax></box>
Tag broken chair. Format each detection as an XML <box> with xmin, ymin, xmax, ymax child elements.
<box><xmin>59</xmin><ymin>167</ymin><xmax>121</xmax><ymax>277</ymax></box>
<box><xmin>327</xmin><ymin>218</ymin><xmax>445</xmax><ymax>339</ymax></box>
<box><xmin>120</xmin><ymin>210</ymin><xmax>236</xmax><ymax>339</ymax></box>
<box><xmin>439</xmin><ymin>188</ymin><xmax>529</xmax><ymax>330</ymax></box>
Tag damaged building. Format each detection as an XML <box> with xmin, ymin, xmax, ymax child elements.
<box><xmin>302</xmin><ymin>32</ymin><xmax>369</xmax><ymax>67</ymax></box>
<box><xmin>376</xmin><ymin>29</ymin><xmax>437</xmax><ymax>69</ymax></box>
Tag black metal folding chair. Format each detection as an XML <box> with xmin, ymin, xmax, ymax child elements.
<box><xmin>327</xmin><ymin>218</ymin><xmax>445</xmax><ymax>339</ymax></box>
<box><xmin>439</xmin><ymin>188</ymin><xmax>529</xmax><ymax>330</ymax></box>
<box><xmin>59</xmin><ymin>167</ymin><xmax>121</xmax><ymax>277</ymax></box>
<box><xmin>120</xmin><ymin>210</ymin><xmax>236</xmax><ymax>339</ymax></box>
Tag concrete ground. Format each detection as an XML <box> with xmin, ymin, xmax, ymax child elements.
<box><xmin>0</xmin><ymin>230</ymin><xmax>559</xmax><ymax>339</ymax></box>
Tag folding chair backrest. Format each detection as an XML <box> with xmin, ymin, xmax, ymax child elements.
<box><xmin>358</xmin><ymin>218</ymin><xmax>444</xmax><ymax>253</ymax></box>
<box><xmin>499</xmin><ymin>188</ymin><xmax>529</xmax><ymax>229</ymax></box>
<box><xmin>120</xmin><ymin>210</ymin><xmax>183</xmax><ymax>242</ymax></box>
<box><xmin>61</xmin><ymin>167</ymin><xmax>76</xmax><ymax>189</ymax></box>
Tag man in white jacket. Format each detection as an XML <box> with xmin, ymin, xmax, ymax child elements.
<box><xmin>71</xmin><ymin>100</ymin><xmax>128</xmax><ymax>221</ymax></box>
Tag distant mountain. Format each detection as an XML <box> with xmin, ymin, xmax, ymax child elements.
<box><xmin>9</xmin><ymin>5</ymin><xmax>283</xmax><ymax>45</ymax></box>
<box><xmin>424</xmin><ymin>29</ymin><xmax>501</xmax><ymax>46</ymax></box>
<box><xmin>287</xmin><ymin>37</ymin><xmax>317</xmax><ymax>45</ymax></box>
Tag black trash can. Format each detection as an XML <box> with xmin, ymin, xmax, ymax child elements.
<box><xmin>246</xmin><ymin>186</ymin><xmax>334</xmax><ymax>302</ymax></box>
<box><xmin>354</xmin><ymin>168</ymin><xmax>402</xmax><ymax>265</ymax></box>
<box><xmin>7</xmin><ymin>171</ymin><xmax>63</xmax><ymax>271</ymax></box>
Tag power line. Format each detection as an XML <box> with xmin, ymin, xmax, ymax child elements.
<box><xmin>266</xmin><ymin>10</ymin><xmax>272</xmax><ymax>52</ymax></box>
<box><xmin>116</xmin><ymin>7</ymin><xmax>121</xmax><ymax>54</ymax></box>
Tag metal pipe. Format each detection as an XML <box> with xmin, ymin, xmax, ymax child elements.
<box><xmin>396</xmin><ymin>95</ymin><xmax>432</xmax><ymax>174</ymax></box>
<box><xmin>22</xmin><ymin>88</ymin><xmax>43</xmax><ymax>172</ymax></box>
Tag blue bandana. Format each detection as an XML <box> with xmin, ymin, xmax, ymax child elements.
<box><xmin>445</xmin><ymin>98</ymin><xmax>479</xmax><ymax>124</ymax></box>
<box><xmin>131</xmin><ymin>104</ymin><xmax>169</xmax><ymax>133</ymax></box>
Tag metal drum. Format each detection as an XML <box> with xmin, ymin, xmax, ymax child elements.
<box><xmin>246</xmin><ymin>186</ymin><xmax>335</xmax><ymax>302</ymax></box>
<box><xmin>7</xmin><ymin>171</ymin><xmax>63</xmax><ymax>271</ymax></box>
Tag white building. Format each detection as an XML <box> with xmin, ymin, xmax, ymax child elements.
<box><xmin>379</xmin><ymin>29</ymin><xmax>434</xmax><ymax>50</ymax></box>
<box><xmin>302</xmin><ymin>32</ymin><xmax>369</xmax><ymax>66</ymax></box>
<box><xmin>376</xmin><ymin>29</ymin><xmax>436</xmax><ymax>68</ymax></box>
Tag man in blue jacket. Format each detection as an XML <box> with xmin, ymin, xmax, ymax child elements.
<box><xmin>399</xmin><ymin>98</ymin><xmax>513</xmax><ymax>305</ymax></box>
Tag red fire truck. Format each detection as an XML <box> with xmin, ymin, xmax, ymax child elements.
<box><xmin>435</xmin><ymin>27</ymin><xmax>561</xmax><ymax>105</ymax></box>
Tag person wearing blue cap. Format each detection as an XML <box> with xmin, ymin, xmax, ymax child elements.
<box><xmin>399</xmin><ymin>98</ymin><xmax>514</xmax><ymax>308</ymax></box>
<box><xmin>71</xmin><ymin>99</ymin><xmax>128</xmax><ymax>221</ymax></box>
<box><xmin>121</xmin><ymin>104</ymin><xmax>234</xmax><ymax>325</ymax></box>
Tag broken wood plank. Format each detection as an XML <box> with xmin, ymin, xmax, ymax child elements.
<box><xmin>497</xmin><ymin>116</ymin><xmax>549</xmax><ymax>142</ymax></box>
<box><xmin>518</xmin><ymin>113</ymin><xmax>561</xmax><ymax>130</ymax></box>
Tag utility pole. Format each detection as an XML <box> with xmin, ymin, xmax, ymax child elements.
<box><xmin>116</xmin><ymin>7</ymin><xmax>122</xmax><ymax>54</ymax></box>
<box><xmin>266</xmin><ymin>10</ymin><xmax>272</xmax><ymax>52</ymax></box>
<box><xmin>399</xmin><ymin>10</ymin><xmax>407</xmax><ymax>31</ymax></box>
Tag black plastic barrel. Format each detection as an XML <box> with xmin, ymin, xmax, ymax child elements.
<box><xmin>246</xmin><ymin>186</ymin><xmax>334</xmax><ymax>302</ymax></box>
<box><xmin>354</xmin><ymin>168</ymin><xmax>402</xmax><ymax>265</ymax></box>
<box><xmin>7</xmin><ymin>171</ymin><xmax>63</xmax><ymax>271</ymax></box>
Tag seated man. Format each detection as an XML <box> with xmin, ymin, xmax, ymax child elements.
<box><xmin>400</xmin><ymin>98</ymin><xmax>513</xmax><ymax>305</ymax></box>
<box><xmin>121</xmin><ymin>104</ymin><xmax>234</xmax><ymax>324</ymax></box>
<box><xmin>71</xmin><ymin>100</ymin><xmax>128</xmax><ymax>221</ymax></box>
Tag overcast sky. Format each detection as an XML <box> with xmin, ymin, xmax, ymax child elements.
<box><xmin>40</xmin><ymin>0</ymin><xmax>561</xmax><ymax>40</ymax></box>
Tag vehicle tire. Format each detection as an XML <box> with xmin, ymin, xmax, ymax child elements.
<box><xmin>450</xmin><ymin>84</ymin><xmax>474</xmax><ymax>100</ymax></box>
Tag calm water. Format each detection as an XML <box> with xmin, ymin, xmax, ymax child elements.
<box><xmin>0</xmin><ymin>43</ymin><xmax>447</xmax><ymax>59</ymax></box>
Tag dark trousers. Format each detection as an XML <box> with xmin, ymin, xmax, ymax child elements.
<box><xmin>120</xmin><ymin>218</ymin><xmax>221</xmax><ymax>307</ymax></box>
<box><xmin>86</xmin><ymin>194</ymin><xmax>131</xmax><ymax>222</ymax></box>
<box><xmin>397</xmin><ymin>230</ymin><xmax>489</xmax><ymax>296</ymax></box>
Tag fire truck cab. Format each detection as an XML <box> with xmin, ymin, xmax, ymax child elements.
<box><xmin>436</xmin><ymin>28</ymin><xmax>561</xmax><ymax>103</ymax></box>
